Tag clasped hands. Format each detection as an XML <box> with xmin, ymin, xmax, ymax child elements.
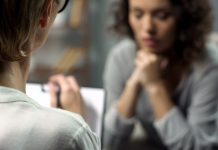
<box><xmin>129</xmin><ymin>50</ymin><xmax>168</xmax><ymax>89</ymax></box>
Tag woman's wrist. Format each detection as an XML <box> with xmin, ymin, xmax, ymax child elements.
<box><xmin>145</xmin><ymin>80</ymin><xmax>166</xmax><ymax>95</ymax></box>
<box><xmin>127</xmin><ymin>76</ymin><xmax>140</xmax><ymax>88</ymax></box>
<box><xmin>144</xmin><ymin>81</ymin><xmax>174</xmax><ymax>120</ymax></box>
<box><xmin>117</xmin><ymin>78</ymin><xmax>142</xmax><ymax>118</ymax></box>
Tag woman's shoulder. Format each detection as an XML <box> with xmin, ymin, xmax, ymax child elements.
<box><xmin>24</xmin><ymin>98</ymin><xmax>91</xmax><ymax>134</ymax></box>
<box><xmin>106</xmin><ymin>38</ymin><xmax>137</xmax><ymax>68</ymax></box>
<box><xmin>0</xmin><ymin>89</ymin><xmax>100</xmax><ymax>149</ymax></box>
<box><xmin>191</xmin><ymin>54</ymin><xmax>218</xmax><ymax>82</ymax></box>
<box><xmin>31</xmin><ymin>106</ymin><xmax>100</xmax><ymax>149</ymax></box>
<box><xmin>109</xmin><ymin>38</ymin><xmax>136</xmax><ymax>58</ymax></box>
<box><xmin>36</xmin><ymin>106</ymin><xmax>99</xmax><ymax>145</ymax></box>
<box><xmin>38</xmin><ymin>106</ymin><xmax>88</xmax><ymax>131</ymax></box>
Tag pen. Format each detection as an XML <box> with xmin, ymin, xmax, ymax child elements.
<box><xmin>41</xmin><ymin>84</ymin><xmax>62</xmax><ymax>108</ymax></box>
<box><xmin>56</xmin><ymin>86</ymin><xmax>62</xmax><ymax>108</ymax></box>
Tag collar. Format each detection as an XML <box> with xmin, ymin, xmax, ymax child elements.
<box><xmin>0</xmin><ymin>86</ymin><xmax>39</xmax><ymax>106</ymax></box>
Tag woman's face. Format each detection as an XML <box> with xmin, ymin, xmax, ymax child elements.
<box><xmin>128</xmin><ymin>0</ymin><xmax>177</xmax><ymax>54</ymax></box>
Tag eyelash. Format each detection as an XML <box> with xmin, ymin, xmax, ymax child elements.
<box><xmin>134</xmin><ymin>12</ymin><xmax>143</xmax><ymax>19</ymax></box>
<box><xmin>154</xmin><ymin>12</ymin><xmax>172</xmax><ymax>20</ymax></box>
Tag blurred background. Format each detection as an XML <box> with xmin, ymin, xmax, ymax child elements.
<box><xmin>28</xmin><ymin>0</ymin><xmax>218</xmax><ymax>88</ymax></box>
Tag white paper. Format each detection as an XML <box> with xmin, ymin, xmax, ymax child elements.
<box><xmin>26</xmin><ymin>83</ymin><xmax>105</xmax><ymax>138</ymax></box>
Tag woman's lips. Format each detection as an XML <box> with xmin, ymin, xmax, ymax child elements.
<box><xmin>141</xmin><ymin>38</ymin><xmax>159</xmax><ymax>47</ymax></box>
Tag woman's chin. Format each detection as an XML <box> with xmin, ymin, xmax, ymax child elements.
<box><xmin>141</xmin><ymin>46</ymin><xmax>169</xmax><ymax>55</ymax></box>
<box><xmin>141</xmin><ymin>47</ymin><xmax>158</xmax><ymax>53</ymax></box>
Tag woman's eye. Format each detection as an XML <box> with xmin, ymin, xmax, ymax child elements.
<box><xmin>133</xmin><ymin>10</ymin><xmax>144</xmax><ymax>19</ymax></box>
<box><xmin>155</xmin><ymin>12</ymin><xmax>172</xmax><ymax>20</ymax></box>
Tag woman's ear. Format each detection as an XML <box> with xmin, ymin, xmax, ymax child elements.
<box><xmin>39</xmin><ymin>0</ymin><xmax>53</xmax><ymax>28</ymax></box>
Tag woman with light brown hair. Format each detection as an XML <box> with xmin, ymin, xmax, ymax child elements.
<box><xmin>103</xmin><ymin>0</ymin><xmax>218</xmax><ymax>149</ymax></box>
<box><xmin>0</xmin><ymin>0</ymin><xmax>100</xmax><ymax>149</ymax></box>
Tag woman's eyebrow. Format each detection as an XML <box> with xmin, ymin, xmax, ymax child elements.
<box><xmin>130</xmin><ymin>7</ymin><xmax>143</xmax><ymax>11</ymax></box>
<box><xmin>130</xmin><ymin>5</ymin><xmax>172</xmax><ymax>12</ymax></box>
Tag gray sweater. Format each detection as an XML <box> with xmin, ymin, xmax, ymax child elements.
<box><xmin>103</xmin><ymin>39</ymin><xmax>218</xmax><ymax>150</ymax></box>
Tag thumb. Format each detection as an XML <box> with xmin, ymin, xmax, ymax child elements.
<box><xmin>48</xmin><ymin>83</ymin><xmax>58</xmax><ymax>107</ymax></box>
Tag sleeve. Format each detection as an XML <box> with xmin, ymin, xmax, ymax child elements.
<box><xmin>103</xmin><ymin>48</ymin><xmax>136</xmax><ymax>150</ymax></box>
<box><xmin>154</xmin><ymin>66</ymin><xmax>218</xmax><ymax>150</ymax></box>
<box><xmin>70</xmin><ymin>124</ymin><xmax>101</xmax><ymax>150</ymax></box>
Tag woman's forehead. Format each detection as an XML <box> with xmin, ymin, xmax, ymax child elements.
<box><xmin>128</xmin><ymin>0</ymin><xmax>172</xmax><ymax>10</ymax></box>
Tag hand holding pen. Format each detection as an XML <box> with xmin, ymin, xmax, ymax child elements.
<box><xmin>48</xmin><ymin>74</ymin><xmax>85</xmax><ymax>118</ymax></box>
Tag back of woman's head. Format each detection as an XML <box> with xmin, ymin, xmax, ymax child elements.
<box><xmin>111</xmin><ymin>0</ymin><xmax>212</xmax><ymax>65</ymax></box>
<box><xmin>0</xmin><ymin>0</ymin><xmax>47</xmax><ymax>63</ymax></box>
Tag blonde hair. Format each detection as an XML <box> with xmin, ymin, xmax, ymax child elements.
<box><xmin>0</xmin><ymin>0</ymin><xmax>48</xmax><ymax>63</ymax></box>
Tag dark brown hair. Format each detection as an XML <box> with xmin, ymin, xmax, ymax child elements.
<box><xmin>0</xmin><ymin>0</ymin><xmax>52</xmax><ymax>72</ymax></box>
<box><xmin>0</xmin><ymin>0</ymin><xmax>49</xmax><ymax>62</ymax></box>
<box><xmin>111</xmin><ymin>0</ymin><xmax>212</xmax><ymax>65</ymax></box>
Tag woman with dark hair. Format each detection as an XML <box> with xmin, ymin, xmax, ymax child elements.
<box><xmin>0</xmin><ymin>0</ymin><xmax>100</xmax><ymax>149</ymax></box>
<box><xmin>103</xmin><ymin>0</ymin><xmax>218</xmax><ymax>149</ymax></box>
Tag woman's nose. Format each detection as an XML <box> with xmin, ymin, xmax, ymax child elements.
<box><xmin>142</xmin><ymin>15</ymin><xmax>156</xmax><ymax>35</ymax></box>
